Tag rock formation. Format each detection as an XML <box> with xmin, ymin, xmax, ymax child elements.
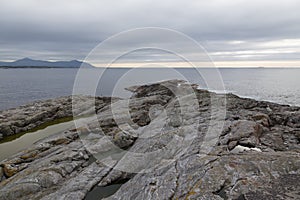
<box><xmin>0</xmin><ymin>80</ymin><xmax>299</xmax><ymax>200</ymax></box>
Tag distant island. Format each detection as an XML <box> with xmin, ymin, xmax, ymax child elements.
<box><xmin>0</xmin><ymin>57</ymin><xmax>95</xmax><ymax>68</ymax></box>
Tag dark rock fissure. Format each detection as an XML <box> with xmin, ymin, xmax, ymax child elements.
<box><xmin>236</xmin><ymin>194</ymin><xmax>246</xmax><ymax>200</ymax></box>
<box><xmin>213</xmin><ymin>184</ymin><xmax>228</xmax><ymax>200</ymax></box>
<box><xmin>85</xmin><ymin>178</ymin><xmax>130</xmax><ymax>200</ymax></box>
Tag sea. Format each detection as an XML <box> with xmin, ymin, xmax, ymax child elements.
<box><xmin>0</xmin><ymin>67</ymin><xmax>299</xmax><ymax>111</ymax></box>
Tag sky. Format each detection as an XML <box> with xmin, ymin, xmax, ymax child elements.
<box><xmin>0</xmin><ymin>0</ymin><xmax>300</xmax><ymax>67</ymax></box>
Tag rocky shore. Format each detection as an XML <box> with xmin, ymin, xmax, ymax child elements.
<box><xmin>0</xmin><ymin>80</ymin><xmax>299</xmax><ymax>200</ymax></box>
<box><xmin>0</xmin><ymin>96</ymin><xmax>118</xmax><ymax>140</ymax></box>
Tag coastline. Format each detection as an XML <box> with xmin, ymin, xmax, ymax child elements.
<box><xmin>0</xmin><ymin>80</ymin><xmax>299</xmax><ymax>199</ymax></box>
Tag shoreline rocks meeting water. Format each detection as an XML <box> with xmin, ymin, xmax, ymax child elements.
<box><xmin>0</xmin><ymin>96</ymin><xmax>119</xmax><ymax>140</ymax></box>
<box><xmin>0</xmin><ymin>80</ymin><xmax>300</xmax><ymax>200</ymax></box>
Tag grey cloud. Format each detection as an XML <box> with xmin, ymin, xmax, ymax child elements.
<box><xmin>0</xmin><ymin>0</ymin><xmax>299</xmax><ymax>63</ymax></box>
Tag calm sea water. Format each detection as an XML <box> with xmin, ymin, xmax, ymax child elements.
<box><xmin>0</xmin><ymin>68</ymin><xmax>299</xmax><ymax>111</ymax></box>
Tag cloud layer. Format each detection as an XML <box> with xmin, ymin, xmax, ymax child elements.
<box><xmin>0</xmin><ymin>0</ymin><xmax>300</xmax><ymax>66</ymax></box>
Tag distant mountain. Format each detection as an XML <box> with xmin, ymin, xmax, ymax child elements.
<box><xmin>0</xmin><ymin>58</ymin><xmax>95</xmax><ymax>68</ymax></box>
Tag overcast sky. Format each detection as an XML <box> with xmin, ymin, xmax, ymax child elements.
<box><xmin>0</xmin><ymin>0</ymin><xmax>300</xmax><ymax>67</ymax></box>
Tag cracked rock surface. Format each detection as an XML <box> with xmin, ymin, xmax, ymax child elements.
<box><xmin>0</xmin><ymin>80</ymin><xmax>299</xmax><ymax>200</ymax></box>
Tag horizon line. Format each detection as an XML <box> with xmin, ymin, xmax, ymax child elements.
<box><xmin>1</xmin><ymin>57</ymin><xmax>300</xmax><ymax>68</ymax></box>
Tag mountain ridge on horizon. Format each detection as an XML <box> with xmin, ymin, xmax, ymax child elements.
<box><xmin>0</xmin><ymin>57</ymin><xmax>95</xmax><ymax>68</ymax></box>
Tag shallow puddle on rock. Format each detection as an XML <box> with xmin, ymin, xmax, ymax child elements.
<box><xmin>0</xmin><ymin>120</ymin><xmax>75</xmax><ymax>162</ymax></box>
<box><xmin>85</xmin><ymin>179</ymin><xmax>129</xmax><ymax>200</ymax></box>
<box><xmin>85</xmin><ymin>184</ymin><xmax>123</xmax><ymax>200</ymax></box>
<box><xmin>0</xmin><ymin>115</ymin><xmax>97</xmax><ymax>162</ymax></box>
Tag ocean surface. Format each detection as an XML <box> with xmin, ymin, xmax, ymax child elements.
<box><xmin>0</xmin><ymin>68</ymin><xmax>299</xmax><ymax>111</ymax></box>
